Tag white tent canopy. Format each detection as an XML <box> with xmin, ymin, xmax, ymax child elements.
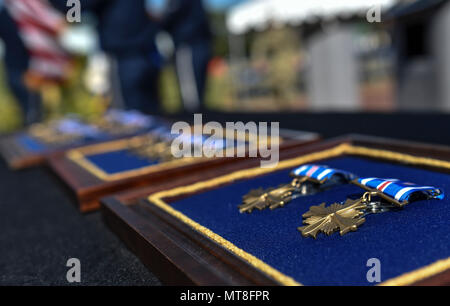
<box><xmin>227</xmin><ymin>0</ymin><xmax>397</xmax><ymax>35</ymax></box>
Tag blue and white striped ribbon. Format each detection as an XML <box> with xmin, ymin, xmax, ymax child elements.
<box><xmin>292</xmin><ymin>164</ymin><xmax>356</xmax><ymax>182</ymax></box>
<box><xmin>357</xmin><ymin>177</ymin><xmax>444</xmax><ymax>202</ymax></box>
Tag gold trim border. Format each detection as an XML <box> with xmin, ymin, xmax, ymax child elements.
<box><xmin>66</xmin><ymin>130</ymin><xmax>282</xmax><ymax>182</ymax></box>
<box><xmin>148</xmin><ymin>143</ymin><xmax>450</xmax><ymax>286</ymax></box>
<box><xmin>379</xmin><ymin>257</ymin><xmax>450</xmax><ymax>286</ymax></box>
<box><xmin>67</xmin><ymin>136</ymin><xmax>202</xmax><ymax>182</ymax></box>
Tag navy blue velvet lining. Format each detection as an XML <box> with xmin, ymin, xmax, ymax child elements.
<box><xmin>167</xmin><ymin>156</ymin><xmax>450</xmax><ymax>285</ymax></box>
<box><xmin>17</xmin><ymin>134</ymin><xmax>105</xmax><ymax>153</ymax></box>
<box><xmin>85</xmin><ymin>150</ymin><xmax>159</xmax><ymax>175</ymax></box>
<box><xmin>17</xmin><ymin>134</ymin><xmax>48</xmax><ymax>152</ymax></box>
<box><xmin>82</xmin><ymin>138</ymin><xmax>251</xmax><ymax>176</ymax></box>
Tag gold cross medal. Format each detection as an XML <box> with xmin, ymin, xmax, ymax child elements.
<box><xmin>128</xmin><ymin>128</ymin><xmax>229</xmax><ymax>163</ymax></box>
<box><xmin>239</xmin><ymin>165</ymin><xmax>357</xmax><ymax>213</ymax></box>
<box><xmin>128</xmin><ymin>127</ymin><xmax>193</xmax><ymax>163</ymax></box>
<box><xmin>129</xmin><ymin>133</ymin><xmax>176</xmax><ymax>162</ymax></box>
<box><xmin>299</xmin><ymin>178</ymin><xmax>444</xmax><ymax>238</ymax></box>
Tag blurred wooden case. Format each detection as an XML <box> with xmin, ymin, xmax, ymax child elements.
<box><xmin>0</xmin><ymin>117</ymin><xmax>167</xmax><ymax>170</ymax></box>
<box><xmin>49</xmin><ymin>129</ymin><xmax>319</xmax><ymax>212</ymax></box>
<box><xmin>100</xmin><ymin>135</ymin><xmax>450</xmax><ymax>286</ymax></box>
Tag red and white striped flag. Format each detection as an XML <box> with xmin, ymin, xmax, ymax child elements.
<box><xmin>4</xmin><ymin>0</ymin><xmax>72</xmax><ymax>86</ymax></box>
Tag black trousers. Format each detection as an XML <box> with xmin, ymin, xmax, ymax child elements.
<box><xmin>116</xmin><ymin>53</ymin><xmax>161</xmax><ymax>115</ymax></box>
<box><xmin>0</xmin><ymin>8</ymin><xmax>36</xmax><ymax>121</ymax></box>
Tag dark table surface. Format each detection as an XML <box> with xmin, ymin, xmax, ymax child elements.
<box><xmin>1</xmin><ymin>112</ymin><xmax>449</xmax><ymax>285</ymax></box>
<box><xmin>0</xmin><ymin>158</ymin><xmax>161</xmax><ymax>285</ymax></box>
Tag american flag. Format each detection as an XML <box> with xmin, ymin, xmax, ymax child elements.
<box><xmin>4</xmin><ymin>0</ymin><xmax>72</xmax><ymax>86</ymax></box>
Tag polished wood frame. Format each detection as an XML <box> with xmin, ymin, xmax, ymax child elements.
<box><xmin>101</xmin><ymin>135</ymin><xmax>450</xmax><ymax>286</ymax></box>
<box><xmin>49</xmin><ymin>131</ymin><xmax>319</xmax><ymax>212</ymax></box>
<box><xmin>0</xmin><ymin>116</ymin><xmax>173</xmax><ymax>170</ymax></box>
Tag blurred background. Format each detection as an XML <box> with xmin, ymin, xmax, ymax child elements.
<box><xmin>0</xmin><ymin>0</ymin><xmax>449</xmax><ymax>136</ymax></box>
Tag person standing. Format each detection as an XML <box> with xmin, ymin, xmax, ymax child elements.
<box><xmin>0</xmin><ymin>1</ymin><xmax>33</xmax><ymax>123</ymax></box>
<box><xmin>50</xmin><ymin>0</ymin><xmax>163</xmax><ymax>114</ymax></box>
<box><xmin>98</xmin><ymin>0</ymin><xmax>162</xmax><ymax>114</ymax></box>
<box><xmin>4</xmin><ymin>0</ymin><xmax>74</xmax><ymax>124</ymax></box>
<box><xmin>163</xmin><ymin>0</ymin><xmax>212</xmax><ymax>112</ymax></box>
